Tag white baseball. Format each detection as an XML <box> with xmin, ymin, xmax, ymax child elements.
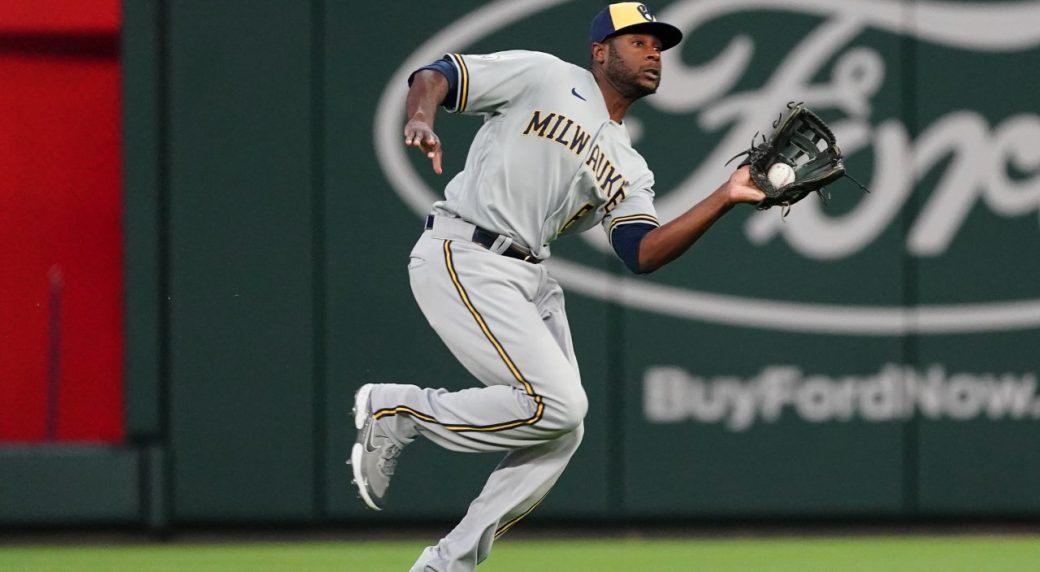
<box><xmin>767</xmin><ymin>162</ymin><xmax>795</xmax><ymax>188</ymax></box>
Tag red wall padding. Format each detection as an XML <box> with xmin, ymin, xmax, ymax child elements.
<box><xmin>0</xmin><ymin>0</ymin><xmax>123</xmax><ymax>443</ymax></box>
<box><xmin>0</xmin><ymin>0</ymin><xmax>119</xmax><ymax>33</ymax></box>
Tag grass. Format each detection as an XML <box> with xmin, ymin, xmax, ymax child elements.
<box><xmin>1</xmin><ymin>536</ymin><xmax>1039</xmax><ymax>571</ymax></box>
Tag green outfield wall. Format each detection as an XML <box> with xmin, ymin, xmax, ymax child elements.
<box><xmin>5</xmin><ymin>0</ymin><xmax>1039</xmax><ymax>528</ymax></box>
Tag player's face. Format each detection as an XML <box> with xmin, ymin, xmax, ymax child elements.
<box><xmin>605</xmin><ymin>33</ymin><xmax>663</xmax><ymax>99</ymax></box>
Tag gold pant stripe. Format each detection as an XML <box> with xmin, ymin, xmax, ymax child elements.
<box><xmin>372</xmin><ymin>405</ymin><xmax>539</xmax><ymax>432</ymax></box>
<box><xmin>444</xmin><ymin>241</ymin><xmax>530</xmax><ymax>389</ymax></box>
<box><xmin>494</xmin><ymin>491</ymin><xmax>550</xmax><ymax>540</ymax></box>
<box><xmin>368</xmin><ymin>240</ymin><xmax>546</xmax><ymax>432</ymax></box>
<box><xmin>442</xmin><ymin>241</ymin><xmax>544</xmax><ymax>424</ymax></box>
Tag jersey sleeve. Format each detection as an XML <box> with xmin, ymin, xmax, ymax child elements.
<box><xmin>442</xmin><ymin>50</ymin><xmax>556</xmax><ymax>115</ymax></box>
<box><xmin>602</xmin><ymin>175</ymin><xmax>660</xmax><ymax>248</ymax></box>
<box><xmin>408</xmin><ymin>57</ymin><xmax>459</xmax><ymax>110</ymax></box>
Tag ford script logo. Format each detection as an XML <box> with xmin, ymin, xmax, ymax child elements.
<box><xmin>374</xmin><ymin>0</ymin><xmax>1040</xmax><ymax>335</ymax></box>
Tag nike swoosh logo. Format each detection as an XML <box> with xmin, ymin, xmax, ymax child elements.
<box><xmin>571</xmin><ymin>87</ymin><xmax>586</xmax><ymax>101</ymax></box>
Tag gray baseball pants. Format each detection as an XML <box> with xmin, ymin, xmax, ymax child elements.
<box><xmin>368</xmin><ymin>216</ymin><xmax>587</xmax><ymax>572</ymax></box>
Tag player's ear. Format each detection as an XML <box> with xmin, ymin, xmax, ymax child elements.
<box><xmin>591</xmin><ymin>42</ymin><xmax>606</xmax><ymax>65</ymax></box>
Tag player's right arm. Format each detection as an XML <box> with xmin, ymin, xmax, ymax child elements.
<box><xmin>404</xmin><ymin>69</ymin><xmax>450</xmax><ymax>175</ymax></box>
<box><xmin>405</xmin><ymin>51</ymin><xmax>552</xmax><ymax>175</ymax></box>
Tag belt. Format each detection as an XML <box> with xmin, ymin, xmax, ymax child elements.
<box><xmin>425</xmin><ymin>215</ymin><xmax>541</xmax><ymax>264</ymax></box>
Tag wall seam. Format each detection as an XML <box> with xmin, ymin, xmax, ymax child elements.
<box><xmin>310</xmin><ymin>0</ymin><xmax>328</xmax><ymax>524</ymax></box>
<box><xmin>156</xmin><ymin>0</ymin><xmax>174</xmax><ymax>531</ymax></box>
<box><xmin>901</xmin><ymin>0</ymin><xmax>921</xmax><ymax>518</ymax></box>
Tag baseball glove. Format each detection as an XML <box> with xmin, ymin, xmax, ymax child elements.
<box><xmin>728</xmin><ymin>102</ymin><xmax>859</xmax><ymax>212</ymax></box>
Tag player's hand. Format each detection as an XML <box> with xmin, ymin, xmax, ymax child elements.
<box><xmin>725</xmin><ymin>165</ymin><xmax>766</xmax><ymax>205</ymax></box>
<box><xmin>404</xmin><ymin>119</ymin><xmax>443</xmax><ymax>175</ymax></box>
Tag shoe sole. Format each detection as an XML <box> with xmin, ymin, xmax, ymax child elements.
<box><xmin>350</xmin><ymin>384</ymin><xmax>381</xmax><ymax>511</ymax></box>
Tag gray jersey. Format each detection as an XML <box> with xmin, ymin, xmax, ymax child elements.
<box><xmin>433</xmin><ymin>50</ymin><xmax>660</xmax><ymax>260</ymax></box>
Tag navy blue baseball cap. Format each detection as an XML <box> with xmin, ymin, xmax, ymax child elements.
<box><xmin>589</xmin><ymin>3</ymin><xmax>683</xmax><ymax>50</ymax></box>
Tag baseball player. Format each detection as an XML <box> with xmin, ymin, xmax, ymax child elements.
<box><xmin>350</xmin><ymin>3</ymin><xmax>765</xmax><ymax>571</ymax></box>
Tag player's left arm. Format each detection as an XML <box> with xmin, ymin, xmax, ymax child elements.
<box><xmin>636</xmin><ymin>166</ymin><xmax>763</xmax><ymax>273</ymax></box>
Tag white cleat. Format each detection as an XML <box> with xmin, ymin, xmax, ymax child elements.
<box><xmin>348</xmin><ymin>384</ymin><xmax>402</xmax><ymax>511</ymax></box>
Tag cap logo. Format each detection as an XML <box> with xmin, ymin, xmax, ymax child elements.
<box><xmin>637</xmin><ymin>4</ymin><xmax>656</xmax><ymax>22</ymax></box>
